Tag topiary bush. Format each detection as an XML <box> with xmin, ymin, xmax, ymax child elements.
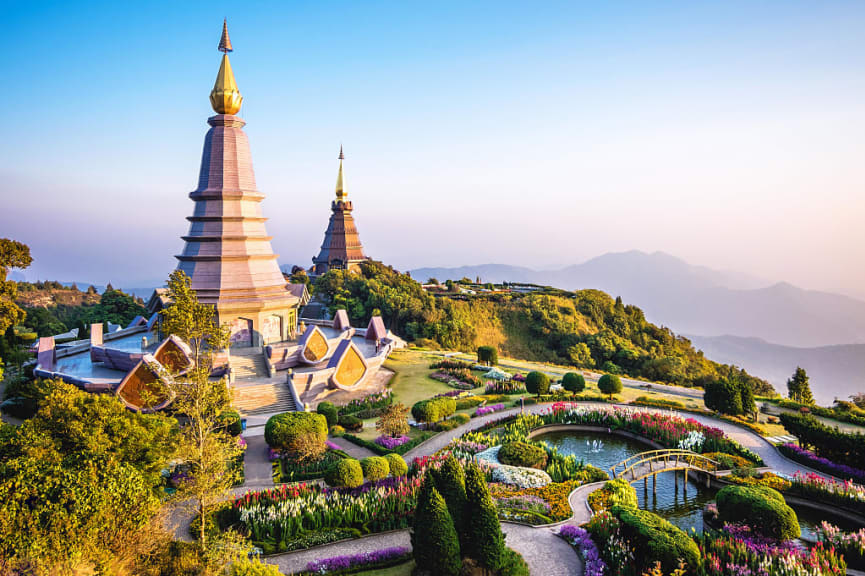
<box><xmin>611</xmin><ymin>505</ymin><xmax>700</xmax><ymax>572</ymax></box>
<box><xmin>217</xmin><ymin>409</ymin><xmax>243</xmax><ymax>436</ymax></box>
<box><xmin>498</xmin><ymin>441</ymin><xmax>548</xmax><ymax>469</ymax></box>
<box><xmin>337</xmin><ymin>414</ymin><xmax>363</xmax><ymax>432</ymax></box>
<box><xmin>329</xmin><ymin>425</ymin><xmax>345</xmax><ymax>437</ymax></box>
<box><xmin>360</xmin><ymin>456</ymin><xmax>390</xmax><ymax>481</ymax></box>
<box><xmin>412</xmin><ymin>397</ymin><xmax>457</xmax><ymax>424</ymax></box>
<box><xmin>561</xmin><ymin>372</ymin><xmax>586</xmax><ymax>394</ymax></box>
<box><xmin>598</xmin><ymin>374</ymin><xmax>623</xmax><ymax>399</ymax></box>
<box><xmin>384</xmin><ymin>453</ymin><xmax>408</xmax><ymax>477</ymax></box>
<box><xmin>716</xmin><ymin>485</ymin><xmax>800</xmax><ymax>540</ymax></box>
<box><xmin>324</xmin><ymin>458</ymin><xmax>364</xmax><ymax>488</ymax></box>
<box><xmin>264</xmin><ymin>412</ymin><xmax>327</xmax><ymax>452</ymax></box>
<box><xmin>525</xmin><ymin>371</ymin><xmax>550</xmax><ymax>397</ymax></box>
<box><xmin>477</xmin><ymin>345</ymin><xmax>498</xmax><ymax>366</ymax></box>
<box><xmin>316</xmin><ymin>401</ymin><xmax>338</xmax><ymax>427</ymax></box>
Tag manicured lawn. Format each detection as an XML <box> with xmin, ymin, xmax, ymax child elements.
<box><xmin>352</xmin><ymin>560</ymin><xmax>414</xmax><ymax>575</ymax></box>
<box><xmin>383</xmin><ymin>349</ymin><xmax>454</xmax><ymax>407</ymax></box>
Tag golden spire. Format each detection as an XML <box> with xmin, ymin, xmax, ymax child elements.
<box><xmin>210</xmin><ymin>20</ymin><xmax>242</xmax><ymax>115</ymax></box>
<box><xmin>335</xmin><ymin>145</ymin><xmax>346</xmax><ymax>200</ymax></box>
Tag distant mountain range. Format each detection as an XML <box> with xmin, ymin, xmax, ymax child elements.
<box><xmin>687</xmin><ymin>335</ymin><xmax>865</xmax><ymax>405</ymax></box>
<box><xmin>411</xmin><ymin>251</ymin><xmax>865</xmax><ymax>348</ymax></box>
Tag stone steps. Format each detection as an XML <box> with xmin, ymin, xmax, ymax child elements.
<box><xmin>232</xmin><ymin>382</ymin><xmax>297</xmax><ymax>415</ymax></box>
<box><xmin>231</xmin><ymin>349</ymin><xmax>268</xmax><ymax>380</ymax></box>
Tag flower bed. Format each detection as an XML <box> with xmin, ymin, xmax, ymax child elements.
<box><xmin>302</xmin><ymin>546</ymin><xmax>411</xmax><ymax>575</ymax></box>
<box><xmin>494</xmin><ymin>493</ymin><xmax>552</xmax><ymax>525</ymax></box>
<box><xmin>337</xmin><ymin>389</ymin><xmax>393</xmax><ymax>416</ymax></box>
<box><xmin>726</xmin><ymin>470</ymin><xmax>791</xmax><ymax>491</ymax></box>
<box><xmin>779</xmin><ymin>442</ymin><xmax>865</xmax><ymax>484</ymax></box>
<box><xmin>374</xmin><ymin>435</ymin><xmax>410</xmax><ymax>450</ymax></box>
<box><xmin>474</xmin><ymin>402</ymin><xmax>506</xmax><ymax>417</ymax></box>
<box><xmin>558</xmin><ymin>525</ymin><xmax>606</xmax><ymax>576</ymax></box>
<box><xmin>475</xmin><ymin>446</ymin><xmax>552</xmax><ymax>488</ymax></box>
<box><xmin>490</xmin><ymin>480</ymin><xmax>585</xmax><ymax>522</ymax></box>
<box><xmin>817</xmin><ymin>522</ymin><xmax>865</xmax><ymax>570</ymax></box>
<box><xmin>788</xmin><ymin>471</ymin><xmax>865</xmax><ymax>516</ymax></box>
<box><xmin>273</xmin><ymin>449</ymin><xmax>348</xmax><ymax>483</ymax></box>
<box><xmin>341</xmin><ymin>431</ymin><xmax>434</xmax><ymax>456</ymax></box>
<box><xmin>485</xmin><ymin>380</ymin><xmax>526</xmax><ymax>395</ymax></box>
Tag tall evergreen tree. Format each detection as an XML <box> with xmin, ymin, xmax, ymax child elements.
<box><xmin>412</xmin><ymin>476</ymin><xmax>461</xmax><ymax>576</ymax></box>
<box><xmin>433</xmin><ymin>455</ymin><xmax>468</xmax><ymax>549</ymax></box>
<box><xmin>464</xmin><ymin>462</ymin><xmax>505</xmax><ymax>571</ymax></box>
<box><xmin>410</xmin><ymin>470</ymin><xmax>438</xmax><ymax>567</ymax></box>
<box><xmin>787</xmin><ymin>367</ymin><xmax>815</xmax><ymax>405</ymax></box>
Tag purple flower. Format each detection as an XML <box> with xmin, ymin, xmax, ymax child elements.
<box><xmin>305</xmin><ymin>546</ymin><xmax>410</xmax><ymax>573</ymax></box>
<box><xmin>559</xmin><ymin>525</ymin><xmax>606</xmax><ymax>576</ymax></box>
<box><xmin>782</xmin><ymin>443</ymin><xmax>865</xmax><ymax>483</ymax></box>
<box><xmin>374</xmin><ymin>435</ymin><xmax>411</xmax><ymax>449</ymax></box>
<box><xmin>475</xmin><ymin>403</ymin><xmax>506</xmax><ymax>417</ymax></box>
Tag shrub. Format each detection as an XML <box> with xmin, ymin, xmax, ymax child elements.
<box><xmin>412</xmin><ymin>476</ymin><xmax>462</xmax><ymax>576</ymax></box>
<box><xmin>466</xmin><ymin>462</ymin><xmax>506</xmax><ymax>570</ymax></box>
<box><xmin>477</xmin><ymin>345</ymin><xmax>498</xmax><ymax>366</ymax></box>
<box><xmin>412</xmin><ymin>397</ymin><xmax>457</xmax><ymax>423</ymax></box>
<box><xmin>525</xmin><ymin>371</ymin><xmax>550</xmax><ymax>397</ymax></box>
<box><xmin>716</xmin><ymin>485</ymin><xmax>800</xmax><ymax>540</ymax></box>
<box><xmin>612</xmin><ymin>505</ymin><xmax>700</xmax><ymax>572</ymax></box>
<box><xmin>704</xmin><ymin>377</ymin><xmax>755</xmax><ymax>416</ymax></box>
<box><xmin>337</xmin><ymin>414</ymin><xmax>363</xmax><ymax>432</ymax></box>
<box><xmin>436</xmin><ymin>413</ymin><xmax>470</xmax><ymax>432</ymax></box>
<box><xmin>228</xmin><ymin>558</ymin><xmax>282</xmax><ymax>576</ymax></box>
<box><xmin>361</xmin><ymin>456</ymin><xmax>390</xmax><ymax>481</ymax></box>
<box><xmin>561</xmin><ymin>372</ymin><xmax>586</xmax><ymax>394</ymax></box>
<box><xmin>779</xmin><ymin>411</ymin><xmax>865</xmax><ymax>464</ymax></box>
<box><xmin>588</xmin><ymin>478</ymin><xmax>638</xmax><ymax>512</ymax></box>
<box><xmin>324</xmin><ymin>458</ymin><xmax>363</xmax><ymax>488</ymax></box>
<box><xmin>598</xmin><ymin>374</ymin><xmax>622</xmax><ymax>398</ymax></box>
<box><xmin>433</xmin><ymin>455</ymin><xmax>468</xmax><ymax>548</ymax></box>
<box><xmin>329</xmin><ymin>425</ymin><xmax>345</xmax><ymax>437</ymax></box>
<box><xmin>455</xmin><ymin>396</ymin><xmax>485</xmax><ymax>410</ymax></box>
<box><xmin>217</xmin><ymin>409</ymin><xmax>242</xmax><ymax>436</ymax></box>
<box><xmin>264</xmin><ymin>412</ymin><xmax>327</xmax><ymax>458</ymax></box>
<box><xmin>316</xmin><ymin>401</ymin><xmax>338</xmax><ymax>427</ymax></box>
<box><xmin>498</xmin><ymin>441</ymin><xmax>548</xmax><ymax>469</ymax></box>
<box><xmin>499</xmin><ymin>548</ymin><xmax>530</xmax><ymax>576</ymax></box>
<box><xmin>384</xmin><ymin>453</ymin><xmax>408</xmax><ymax>477</ymax></box>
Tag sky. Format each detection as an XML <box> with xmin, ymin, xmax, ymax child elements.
<box><xmin>2</xmin><ymin>1</ymin><xmax>864</xmax><ymax>298</ymax></box>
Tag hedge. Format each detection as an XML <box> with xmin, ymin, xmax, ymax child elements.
<box><xmin>436</xmin><ymin>413</ymin><xmax>470</xmax><ymax>432</ymax></box>
<box><xmin>611</xmin><ymin>505</ymin><xmax>700</xmax><ymax>572</ymax></box>
<box><xmin>324</xmin><ymin>458</ymin><xmax>363</xmax><ymax>488</ymax></box>
<box><xmin>360</xmin><ymin>456</ymin><xmax>390</xmax><ymax>482</ymax></box>
<box><xmin>715</xmin><ymin>485</ymin><xmax>800</xmax><ymax>540</ymax></box>
<box><xmin>779</xmin><ymin>411</ymin><xmax>865</xmax><ymax>463</ymax></box>
<box><xmin>384</xmin><ymin>453</ymin><xmax>408</xmax><ymax>477</ymax></box>
<box><xmin>412</xmin><ymin>397</ymin><xmax>457</xmax><ymax>423</ymax></box>
<box><xmin>455</xmin><ymin>397</ymin><xmax>485</xmax><ymax>410</ymax></box>
<box><xmin>777</xmin><ymin>398</ymin><xmax>865</xmax><ymax>427</ymax></box>
<box><xmin>337</xmin><ymin>414</ymin><xmax>363</xmax><ymax>432</ymax></box>
<box><xmin>498</xmin><ymin>441</ymin><xmax>547</xmax><ymax>469</ymax></box>
<box><xmin>264</xmin><ymin>412</ymin><xmax>328</xmax><ymax>451</ymax></box>
<box><xmin>316</xmin><ymin>402</ymin><xmax>338</xmax><ymax>427</ymax></box>
<box><xmin>342</xmin><ymin>431</ymin><xmax>435</xmax><ymax>456</ymax></box>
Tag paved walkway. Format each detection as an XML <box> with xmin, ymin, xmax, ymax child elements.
<box><xmin>327</xmin><ymin>436</ymin><xmax>379</xmax><ymax>459</ymax></box>
<box><xmin>268</xmin><ymin>531</ymin><xmax>412</xmax><ymax>574</ymax></box>
<box><xmin>242</xmin><ymin>435</ymin><xmax>275</xmax><ymax>490</ymax></box>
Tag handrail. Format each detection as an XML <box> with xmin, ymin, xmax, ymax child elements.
<box><xmin>610</xmin><ymin>449</ymin><xmax>721</xmax><ymax>480</ymax></box>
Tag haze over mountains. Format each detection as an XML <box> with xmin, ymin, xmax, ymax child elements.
<box><xmin>412</xmin><ymin>251</ymin><xmax>865</xmax><ymax>402</ymax></box>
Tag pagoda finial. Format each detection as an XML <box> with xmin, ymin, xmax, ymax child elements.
<box><xmin>335</xmin><ymin>146</ymin><xmax>346</xmax><ymax>200</ymax></box>
<box><xmin>210</xmin><ymin>20</ymin><xmax>242</xmax><ymax>115</ymax></box>
<box><xmin>218</xmin><ymin>18</ymin><xmax>233</xmax><ymax>53</ymax></box>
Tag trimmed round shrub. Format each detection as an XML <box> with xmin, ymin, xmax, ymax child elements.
<box><xmin>611</xmin><ymin>505</ymin><xmax>700</xmax><ymax>572</ymax></box>
<box><xmin>561</xmin><ymin>372</ymin><xmax>586</xmax><ymax>394</ymax></box>
<box><xmin>316</xmin><ymin>401</ymin><xmax>338</xmax><ymax>427</ymax></box>
<box><xmin>455</xmin><ymin>396</ymin><xmax>485</xmax><ymax>410</ymax></box>
<box><xmin>217</xmin><ymin>409</ymin><xmax>243</xmax><ymax>436</ymax></box>
<box><xmin>264</xmin><ymin>412</ymin><xmax>327</xmax><ymax>451</ymax></box>
<box><xmin>412</xmin><ymin>397</ymin><xmax>457</xmax><ymax>423</ymax></box>
<box><xmin>360</xmin><ymin>456</ymin><xmax>390</xmax><ymax>481</ymax></box>
<box><xmin>477</xmin><ymin>345</ymin><xmax>498</xmax><ymax>366</ymax></box>
<box><xmin>716</xmin><ymin>485</ymin><xmax>800</xmax><ymax>540</ymax></box>
<box><xmin>435</xmin><ymin>412</ymin><xmax>471</xmax><ymax>432</ymax></box>
<box><xmin>525</xmin><ymin>371</ymin><xmax>550</xmax><ymax>397</ymax></box>
<box><xmin>385</xmin><ymin>453</ymin><xmax>408</xmax><ymax>477</ymax></box>
<box><xmin>337</xmin><ymin>414</ymin><xmax>363</xmax><ymax>432</ymax></box>
<box><xmin>329</xmin><ymin>425</ymin><xmax>345</xmax><ymax>437</ymax></box>
<box><xmin>498</xmin><ymin>441</ymin><xmax>548</xmax><ymax>469</ymax></box>
<box><xmin>325</xmin><ymin>458</ymin><xmax>363</xmax><ymax>488</ymax></box>
<box><xmin>598</xmin><ymin>374</ymin><xmax>623</xmax><ymax>398</ymax></box>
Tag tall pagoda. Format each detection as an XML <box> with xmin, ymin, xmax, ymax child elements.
<box><xmin>312</xmin><ymin>147</ymin><xmax>369</xmax><ymax>274</ymax></box>
<box><xmin>176</xmin><ymin>21</ymin><xmax>299</xmax><ymax>347</ymax></box>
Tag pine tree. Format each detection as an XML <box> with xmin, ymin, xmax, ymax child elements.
<box><xmin>464</xmin><ymin>462</ymin><xmax>505</xmax><ymax>572</ymax></box>
<box><xmin>412</xmin><ymin>478</ymin><xmax>461</xmax><ymax>576</ymax></box>
<box><xmin>787</xmin><ymin>367</ymin><xmax>815</xmax><ymax>405</ymax></box>
<box><xmin>433</xmin><ymin>455</ymin><xmax>468</xmax><ymax>549</ymax></box>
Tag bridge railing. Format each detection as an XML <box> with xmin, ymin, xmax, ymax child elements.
<box><xmin>610</xmin><ymin>449</ymin><xmax>721</xmax><ymax>481</ymax></box>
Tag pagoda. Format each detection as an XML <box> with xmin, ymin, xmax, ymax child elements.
<box><xmin>312</xmin><ymin>147</ymin><xmax>369</xmax><ymax>274</ymax></box>
<box><xmin>176</xmin><ymin>21</ymin><xmax>300</xmax><ymax>347</ymax></box>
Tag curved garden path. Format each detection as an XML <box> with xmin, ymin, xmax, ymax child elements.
<box><xmin>265</xmin><ymin>402</ymin><xmax>830</xmax><ymax>575</ymax></box>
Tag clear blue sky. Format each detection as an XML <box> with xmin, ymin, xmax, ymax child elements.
<box><xmin>2</xmin><ymin>1</ymin><xmax>864</xmax><ymax>296</ymax></box>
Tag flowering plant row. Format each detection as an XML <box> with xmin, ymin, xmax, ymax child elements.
<box><xmin>788</xmin><ymin>471</ymin><xmax>865</xmax><ymax>516</ymax></box>
<box><xmin>337</xmin><ymin>389</ymin><xmax>392</xmax><ymax>416</ymax></box>
<box><xmin>302</xmin><ymin>546</ymin><xmax>411</xmax><ymax>574</ymax></box>
<box><xmin>817</xmin><ymin>522</ymin><xmax>865</xmax><ymax>570</ymax></box>
<box><xmin>485</xmin><ymin>380</ymin><xmax>526</xmax><ymax>395</ymax></box>
<box><xmin>373</xmin><ymin>434</ymin><xmax>410</xmax><ymax>450</ymax></box>
<box><xmin>474</xmin><ymin>403</ymin><xmax>506</xmax><ymax>417</ymax></box>
<box><xmin>430</xmin><ymin>371</ymin><xmax>476</xmax><ymax>390</ymax></box>
<box><xmin>558</xmin><ymin>525</ymin><xmax>606</xmax><ymax>576</ymax></box>
<box><xmin>779</xmin><ymin>442</ymin><xmax>865</xmax><ymax>484</ymax></box>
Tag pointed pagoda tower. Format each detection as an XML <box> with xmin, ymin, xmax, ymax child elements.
<box><xmin>176</xmin><ymin>20</ymin><xmax>299</xmax><ymax>347</ymax></box>
<box><xmin>312</xmin><ymin>147</ymin><xmax>369</xmax><ymax>274</ymax></box>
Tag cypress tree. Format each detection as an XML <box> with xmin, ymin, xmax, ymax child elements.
<box><xmin>413</xmin><ymin>485</ymin><xmax>461</xmax><ymax>576</ymax></box>
<box><xmin>464</xmin><ymin>462</ymin><xmax>505</xmax><ymax>571</ymax></box>
<box><xmin>411</xmin><ymin>470</ymin><xmax>438</xmax><ymax>568</ymax></box>
<box><xmin>787</xmin><ymin>367</ymin><xmax>815</xmax><ymax>405</ymax></box>
<box><xmin>433</xmin><ymin>455</ymin><xmax>468</xmax><ymax>549</ymax></box>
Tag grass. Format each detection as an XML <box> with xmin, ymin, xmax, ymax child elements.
<box><xmin>351</xmin><ymin>560</ymin><xmax>415</xmax><ymax>575</ymax></box>
<box><xmin>383</xmin><ymin>349</ymin><xmax>456</xmax><ymax>407</ymax></box>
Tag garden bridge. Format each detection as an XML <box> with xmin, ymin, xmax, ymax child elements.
<box><xmin>610</xmin><ymin>449</ymin><xmax>722</xmax><ymax>492</ymax></box>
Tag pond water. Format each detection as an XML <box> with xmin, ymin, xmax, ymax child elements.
<box><xmin>535</xmin><ymin>429</ymin><xmax>860</xmax><ymax>539</ymax></box>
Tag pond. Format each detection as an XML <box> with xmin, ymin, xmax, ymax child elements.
<box><xmin>535</xmin><ymin>429</ymin><xmax>861</xmax><ymax>539</ymax></box>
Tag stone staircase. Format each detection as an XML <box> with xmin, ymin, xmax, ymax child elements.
<box><xmin>230</xmin><ymin>347</ymin><xmax>268</xmax><ymax>380</ymax></box>
<box><xmin>232</xmin><ymin>381</ymin><xmax>297</xmax><ymax>415</ymax></box>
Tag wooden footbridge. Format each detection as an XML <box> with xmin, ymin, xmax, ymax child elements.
<box><xmin>610</xmin><ymin>449</ymin><xmax>722</xmax><ymax>493</ymax></box>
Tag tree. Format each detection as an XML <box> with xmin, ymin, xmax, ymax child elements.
<box><xmin>787</xmin><ymin>367</ymin><xmax>815</xmax><ymax>405</ymax></box>
<box><xmin>477</xmin><ymin>345</ymin><xmax>498</xmax><ymax>366</ymax></box>
<box><xmin>464</xmin><ymin>461</ymin><xmax>505</xmax><ymax>571</ymax></box>
<box><xmin>704</xmin><ymin>374</ymin><xmax>755</xmax><ymax>417</ymax></box>
<box><xmin>0</xmin><ymin>238</ymin><xmax>32</xmax><ymax>381</ymax></box>
<box><xmin>412</xmin><ymin>474</ymin><xmax>461</xmax><ymax>576</ymax></box>
<box><xmin>433</xmin><ymin>455</ymin><xmax>468</xmax><ymax>549</ymax></box>
<box><xmin>98</xmin><ymin>288</ymin><xmax>146</xmax><ymax>326</ymax></box>
<box><xmin>598</xmin><ymin>373</ymin><xmax>623</xmax><ymax>399</ymax></box>
<box><xmin>525</xmin><ymin>371</ymin><xmax>550</xmax><ymax>397</ymax></box>
<box><xmin>376</xmin><ymin>402</ymin><xmax>410</xmax><ymax>438</ymax></box>
<box><xmin>160</xmin><ymin>271</ymin><xmax>241</xmax><ymax>555</ymax></box>
<box><xmin>562</xmin><ymin>372</ymin><xmax>586</xmax><ymax>394</ymax></box>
